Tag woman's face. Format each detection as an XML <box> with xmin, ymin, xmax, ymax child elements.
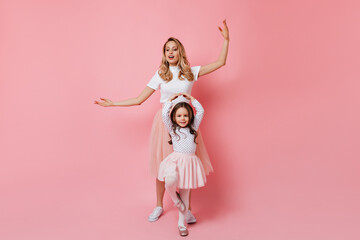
<box><xmin>165</xmin><ymin>41</ymin><xmax>179</xmax><ymax>66</ymax></box>
<box><xmin>174</xmin><ymin>107</ymin><xmax>189</xmax><ymax>128</ymax></box>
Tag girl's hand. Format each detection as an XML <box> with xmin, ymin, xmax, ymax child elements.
<box><xmin>94</xmin><ymin>98</ymin><xmax>114</xmax><ymax>107</ymax></box>
<box><xmin>218</xmin><ymin>19</ymin><xmax>229</xmax><ymax>40</ymax></box>
<box><xmin>169</xmin><ymin>93</ymin><xmax>181</xmax><ymax>102</ymax></box>
<box><xmin>182</xmin><ymin>93</ymin><xmax>195</xmax><ymax>101</ymax></box>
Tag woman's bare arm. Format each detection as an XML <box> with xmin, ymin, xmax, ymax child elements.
<box><xmin>199</xmin><ymin>20</ymin><xmax>229</xmax><ymax>77</ymax></box>
<box><xmin>94</xmin><ymin>86</ymin><xmax>155</xmax><ymax>107</ymax></box>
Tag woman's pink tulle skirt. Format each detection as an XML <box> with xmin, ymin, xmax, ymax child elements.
<box><xmin>158</xmin><ymin>152</ymin><xmax>206</xmax><ymax>189</ymax></box>
<box><xmin>149</xmin><ymin>109</ymin><xmax>213</xmax><ymax>177</ymax></box>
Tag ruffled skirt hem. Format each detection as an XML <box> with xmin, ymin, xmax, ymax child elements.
<box><xmin>157</xmin><ymin>152</ymin><xmax>206</xmax><ymax>189</ymax></box>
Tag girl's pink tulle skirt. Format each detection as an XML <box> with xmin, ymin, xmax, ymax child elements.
<box><xmin>158</xmin><ymin>152</ymin><xmax>206</xmax><ymax>189</ymax></box>
<box><xmin>149</xmin><ymin>109</ymin><xmax>214</xmax><ymax>177</ymax></box>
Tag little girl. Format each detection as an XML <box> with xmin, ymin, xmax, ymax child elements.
<box><xmin>158</xmin><ymin>92</ymin><xmax>206</xmax><ymax>237</ymax></box>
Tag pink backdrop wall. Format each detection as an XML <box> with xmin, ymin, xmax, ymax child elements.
<box><xmin>1</xmin><ymin>0</ymin><xmax>359</xmax><ymax>239</ymax></box>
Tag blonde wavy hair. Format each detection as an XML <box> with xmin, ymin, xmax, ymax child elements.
<box><xmin>159</xmin><ymin>37</ymin><xmax>194</xmax><ymax>82</ymax></box>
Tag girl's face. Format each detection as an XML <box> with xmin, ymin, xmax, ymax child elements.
<box><xmin>165</xmin><ymin>41</ymin><xmax>179</xmax><ymax>66</ymax></box>
<box><xmin>174</xmin><ymin>107</ymin><xmax>189</xmax><ymax>128</ymax></box>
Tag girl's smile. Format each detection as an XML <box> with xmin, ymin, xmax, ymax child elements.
<box><xmin>175</xmin><ymin>107</ymin><xmax>189</xmax><ymax>127</ymax></box>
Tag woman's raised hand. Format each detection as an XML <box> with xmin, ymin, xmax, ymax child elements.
<box><xmin>94</xmin><ymin>98</ymin><xmax>114</xmax><ymax>107</ymax></box>
<box><xmin>218</xmin><ymin>20</ymin><xmax>229</xmax><ymax>40</ymax></box>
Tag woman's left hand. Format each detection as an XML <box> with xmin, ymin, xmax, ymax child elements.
<box><xmin>218</xmin><ymin>19</ymin><xmax>229</xmax><ymax>40</ymax></box>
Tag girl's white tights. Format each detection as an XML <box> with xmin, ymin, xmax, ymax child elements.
<box><xmin>165</xmin><ymin>176</ymin><xmax>190</xmax><ymax>227</ymax></box>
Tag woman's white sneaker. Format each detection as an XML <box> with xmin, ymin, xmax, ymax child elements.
<box><xmin>186</xmin><ymin>210</ymin><xmax>197</xmax><ymax>224</ymax></box>
<box><xmin>148</xmin><ymin>206</ymin><xmax>164</xmax><ymax>222</ymax></box>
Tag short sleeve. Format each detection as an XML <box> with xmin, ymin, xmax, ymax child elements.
<box><xmin>191</xmin><ymin>66</ymin><xmax>201</xmax><ymax>81</ymax></box>
<box><xmin>147</xmin><ymin>71</ymin><xmax>162</xmax><ymax>90</ymax></box>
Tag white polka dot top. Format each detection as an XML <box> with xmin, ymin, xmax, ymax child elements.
<box><xmin>162</xmin><ymin>99</ymin><xmax>204</xmax><ymax>154</ymax></box>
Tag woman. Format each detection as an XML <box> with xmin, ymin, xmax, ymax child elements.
<box><xmin>95</xmin><ymin>20</ymin><xmax>229</xmax><ymax>223</ymax></box>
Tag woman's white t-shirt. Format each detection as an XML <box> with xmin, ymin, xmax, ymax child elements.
<box><xmin>147</xmin><ymin>66</ymin><xmax>201</xmax><ymax>103</ymax></box>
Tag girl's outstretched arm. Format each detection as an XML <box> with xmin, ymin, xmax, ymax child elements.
<box><xmin>94</xmin><ymin>86</ymin><xmax>155</xmax><ymax>107</ymax></box>
<box><xmin>198</xmin><ymin>20</ymin><xmax>229</xmax><ymax>77</ymax></box>
<box><xmin>182</xmin><ymin>93</ymin><xmax>204</xmax><ymax>130</ymax></box>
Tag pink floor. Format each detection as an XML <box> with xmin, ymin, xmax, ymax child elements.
<box><xmin>2</xmin><ymin>161</ymin><xmax>359</xmax><ymax>240</ymax></box>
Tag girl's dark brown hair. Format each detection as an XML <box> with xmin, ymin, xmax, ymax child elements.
<box><xmin>168</xmin><ymin>102</ymin><xmax>198</xmax><ymax>145</ymax></box>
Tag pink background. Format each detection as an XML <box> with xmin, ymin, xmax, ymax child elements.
<box><xmin>1</xmin><ymin>0</ymin><xmax>360</xmax><ymax>239</ymax></box>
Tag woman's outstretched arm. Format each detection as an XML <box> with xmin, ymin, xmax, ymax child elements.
<box><xmin>198</xmin><ymin>20</ymin><xmax>229</xmax><ymax>77</ymax></box>
<box><xmin>94</xmin><ymin>86</ymin><xmax>155</xmax><ymax>107</ymax></box>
